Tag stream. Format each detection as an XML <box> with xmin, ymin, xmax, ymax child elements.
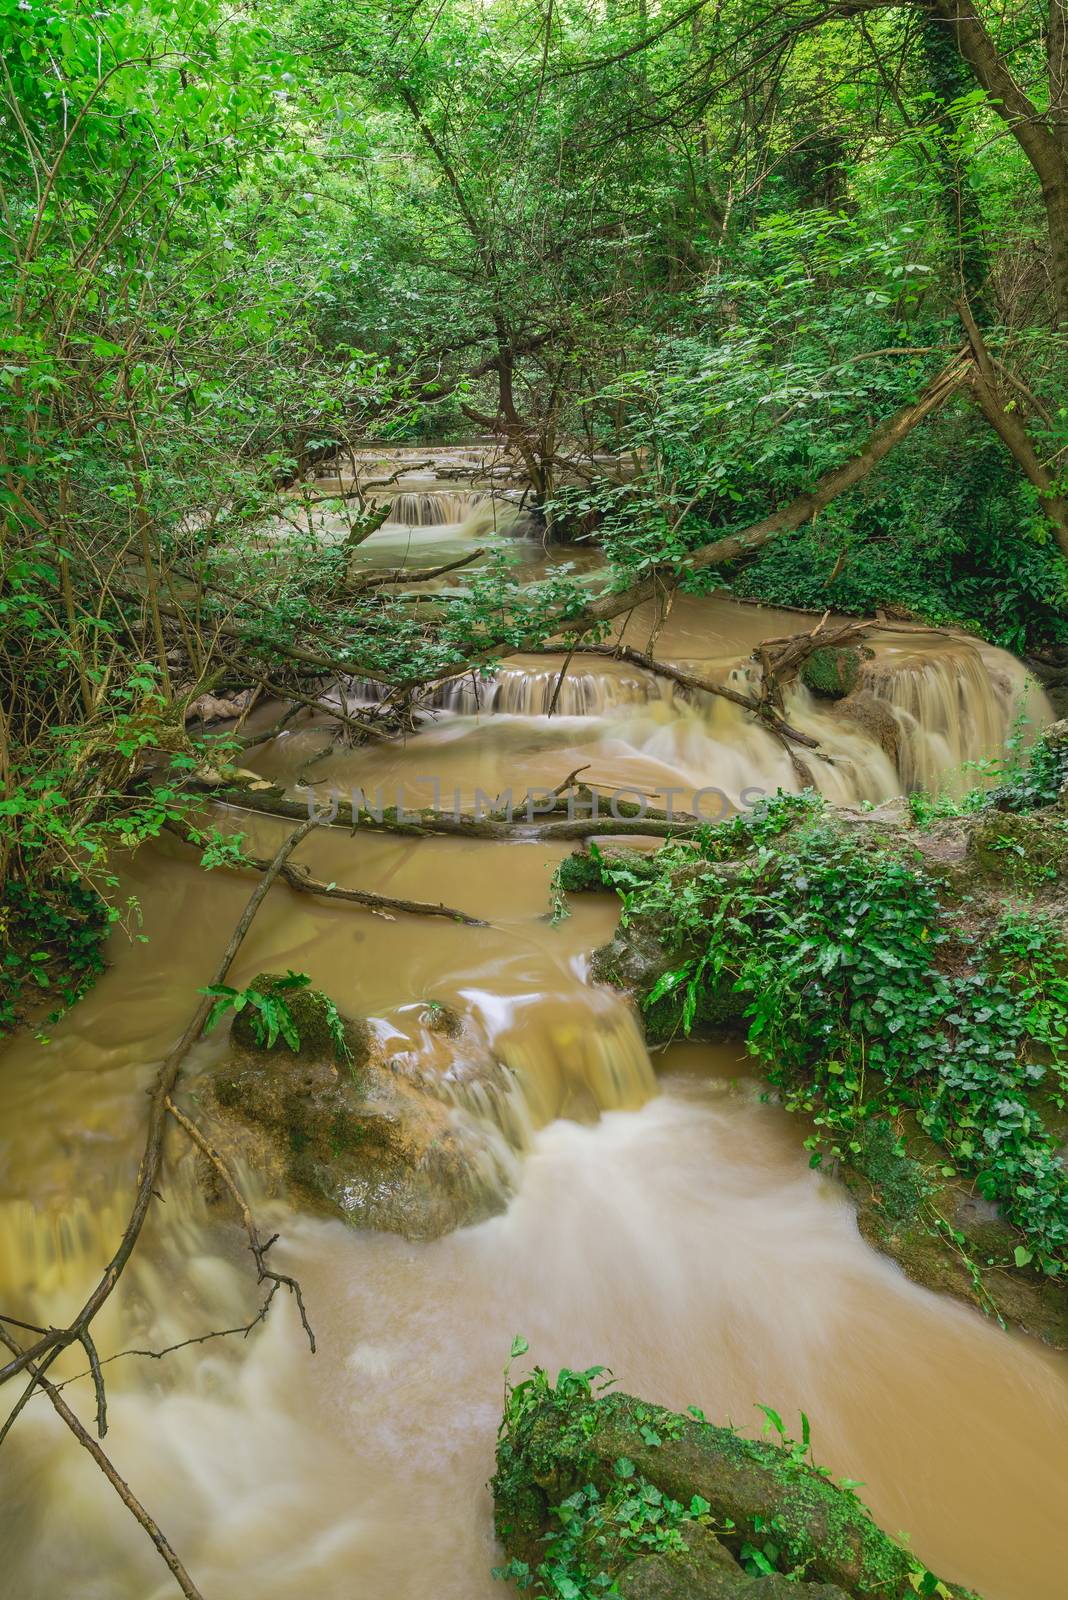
<box><xmin>1</xmin><ymin>456</ymin><xmax>1066</xmax><ymax>1600</ymax></box>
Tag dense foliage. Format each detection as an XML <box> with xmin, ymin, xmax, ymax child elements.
<box><xmin>492</xmin><ymin>1358</ymin><xmax>966</xmax><ymax>1597</ymax></box>
<box><xmin>578</xmin><ymin>770</ymin><xmax>1068</xmax><ymax>1278</ymax></box>
<box><xmin>4</xmin><ymin>0</ymin><xmax>1068</xmax><ymax>1021</ymax></box>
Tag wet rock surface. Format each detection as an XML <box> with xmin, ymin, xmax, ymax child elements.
<box><xmin>203</xmin><ymin>975</ymin><xmax>512</xmax><ymax>1238</ymax></box>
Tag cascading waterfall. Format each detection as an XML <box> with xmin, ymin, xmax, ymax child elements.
<box><xmin>6</xmin><ymin>456</ymin><xmax>1064</xmax><ymax>1600</ymax></box>
<box><xmin>857</xmin><ymin>639</ymin><xmax>1049</xmax><ymax>794</ymax></box>
<box><xmin>420</xmin><ymin>665</ymin><xmax>673</xmax><ymax>716</ymax></box>
<box><xmin>379</xmin><ymin>490</ymin><xmax>486</xmax><ymax>525</ymax></box>
<box><xmin>336</xmin><ymin>631</ymin><xmax>1050</xmax><ymax>809</ymax></box>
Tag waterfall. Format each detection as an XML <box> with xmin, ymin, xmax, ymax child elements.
<box><xmin>380</xmin><ymin>490</ymin><xmax>486</xmax><ymax>525</ymax></box>
<box><xmin>857</xmin><ymin>637</ymin><xmax>1049</xmax><ymax>795</ymax></box>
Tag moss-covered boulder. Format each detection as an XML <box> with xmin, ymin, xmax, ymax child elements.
<box><xmin>554</xmin><ymin>845</ymin><xmax>660</xmax><ymax>896</ymax></box>
<box><xmin>205</xmin><ymin>985</ymin><xmax>511</xmax><ymax>1238</ymax></box>
<box><xmin>492</xmin><ymin>1372</ymin><xmax>977</xmax><ymax>1599</ymax></box>
<box><xmin>800</xmin><ymin>647</ymin><xmax>867</xmax><ymax>699</ymax></box>
<box><xmin>229</xmin><ymin>972</ymin><xmax>365</xmax><ymax>1062</ymax></box>
<box><xmin>966</xmin><ymin>810</ymin><xmax>1068</xmax><ymax>887</ymax></box>
<box><xmin>842</xmin><ymin>1118</ymin><xmax>1068</xmax><ymax>1348</ymax></box>
<box><xmin>615</xmin><ymin>1522</ymin><xmax>849</xmax><ymax>1599</ymax></box>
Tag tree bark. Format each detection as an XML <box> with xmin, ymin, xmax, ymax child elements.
<box><xmin>926</xmin><ymin>0</ymin><xmax>1068</xmax><ymax>324</ymax></box>
<box><xmin>958</xmin><ymin>299</ymin><xmax>1068</xmax><ymax>556</ymax></box>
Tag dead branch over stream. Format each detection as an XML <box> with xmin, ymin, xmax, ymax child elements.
<box><xmin>162</xmin><ymin>818</ymin><xmax>488</xmax><ymax>925</ymax></box>
<box><xmin>192</xmin><ymin>776</ymin><xmax>707</xmax><ymax>840</ymax></box>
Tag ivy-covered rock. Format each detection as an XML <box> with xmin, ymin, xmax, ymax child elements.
<box><xmin>492</xmin><ymin>1368</ymin><xmax>977</xmax><ymax>1599</ymax></box>
<box><xmin>843</xmin><ymin>1119</ymin><xmax>1068</xmax><ymax>1348</ymax></box>
<box><xmin>0</xmin><ymin>873</ymin><xmax>111</xmax><ymax>1033</ymax></box>
<box><xmin>554</xmin><ymin>846</ymin><xmax>659</xmax><ymax>896</ymax></box>
<box><xmin>987</xmin><ymin>718</ymin><xmax>1068</xmax><ymax>812</ymax></box>
<box><xmin>588</xmin><ymin>858</ymin><xmax>749</xmax><ymax>1042</ymax></box>
<box><xmin>966</xmin><ymin>810</ymin><xmax>1068</xmax><ymax>886</ymax></box>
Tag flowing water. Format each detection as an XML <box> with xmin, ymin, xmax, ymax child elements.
<box><xmin>1</xmin><ymin>464</ymin><xmax>1066</xmax><ymax>1599</ymax></box>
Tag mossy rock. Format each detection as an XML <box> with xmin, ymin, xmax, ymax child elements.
<box><xmin>556</xmin><ymin>846</ymin><xmax>659</xmax><ymax>895</ymax></box>
<box><xmin>640</xmin><ymin>968</ymin><xmax>746</xmax><ymax>1043</ymax></box>
<box><xmin>493</xmin><ymin>1384</ymin><xmax>977</xmax><ymax>1599</ymax></box>
<box><xmin>419</xmin><ymin>999</ymin><xmax>464</xmax><ymax>1037</ymax></box>
<box><xmin>208</xmin><ymin>991</ymin><xmax>511</xmax><ymax>1239</ymax></box>
<box><xmin>617</xmin><ymin>1521</ymin><xmax>850</xmax><ymax>1599</ymax></box>
<box><xmin>800</xmin><ymin>647</ymin><xmax>867</xmax><ymax>700</ymax></box>
<box><xmin>229</xmin><ymin>972</ymin><xmax>365</xmax><ymax>1064</ymax></box>
<box><xmin>588</xmin><ymin>858</ymin><xmax>749</xmax><ymax>1042</ymax></box>
<box><xmin>840</xmin><ymin>1116</ymin><xmax>1068</xmax><ymax>1349</ymax></box>
<box><xmin>590</xmin><ymin>920</ymin><xmax>745</xmax><ymax>1045</ymax></box>
<box><xmin>966</xmin><ymin>810</ymin><xmax>1068</xmax><ymax>887</ymax></box>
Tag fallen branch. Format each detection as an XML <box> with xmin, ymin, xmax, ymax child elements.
<box><xmin>163</xmin><ymin>818</ymin><xmax>488</xmax><ymax>925</ymax></box>
<box><xmin>348</xmin><ymin>547</ymin><xmax>486</xmax><ymax>591</ymax></box>
<box><xmin>190</xmin><ymin>779</ymin><xmax>706</xmax><ymax>840</ymax></box>
<box><xmin>540</xmin><ymin>642</ymin><xmax>823</xmax><ymax>752</ymax></box>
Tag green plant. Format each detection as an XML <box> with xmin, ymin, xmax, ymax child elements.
<box><xmin>494</xmin><ymin>1359</ymin><xmax>702</xmax><ymax>1599</ymax></box>
<box><xmin>0</xmin><ymin>873</ymin><xmax>113</xmax><ymax>1032</ymax></box>
<box><xmin>201</xmin><ymin>970</ymin><xmax>354</xmax><ymax>1062</ymax></box>
<box><xmin>201</xmin><ymin>971</ymin><xmax>311</xmax><ymax>1052</ymax></box>
<box><xmin>493</xmin><ymin>1360</ymin><xmax>962</xmax><ymax>1598</ymax></box>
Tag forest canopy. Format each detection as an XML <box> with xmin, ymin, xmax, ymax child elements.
<box><xmin>3</xmin><ymin>0</ymin><xmax>1068</xmax><ymax>1020</ymax></box>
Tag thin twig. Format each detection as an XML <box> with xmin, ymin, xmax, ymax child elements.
<box><xmin>0</xmin><ymin>817</ymin><xmax>319</xmax><ymax>1389</ymax></box>
<box><xmin>165</xmin><ymin>1099</ymin><xmax>316</xmax><ymax>1353</ymax></box>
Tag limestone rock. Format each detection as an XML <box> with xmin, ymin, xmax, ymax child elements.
<box><xmin>830</xmin><ymin>690</ymin><xmax>900</xmax><ymax>767</ymax></box>
<box><xmin>205</xmin><ymin>980</ymin><xmax>511</xmax><ymax>1238</ymax></box>
<box><xmin>493</xmin><ymin>1386</ymin><xmax>975</xmax><ymax>1599</ymax></box>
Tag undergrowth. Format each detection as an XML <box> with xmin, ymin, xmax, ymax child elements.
<box><xmin>0</xmin><ymin>874</ymin><xmax>112</xmax><ymax>1032</ymax></box>
<box><xmin>579</xmin><ymin>788</ymin><xmax>1068</xmax><ymax>1277</ymax></box>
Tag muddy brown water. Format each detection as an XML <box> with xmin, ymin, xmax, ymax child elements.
<box><xmin>1</xmin><ymin>488</ymin><xmax>1065</xmax><ymax>1599</ymax></box>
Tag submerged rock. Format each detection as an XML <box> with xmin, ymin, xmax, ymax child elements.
<box><xmin>829</xmin><ymin>690</ymin><xmax>900</xmax><ymax>767</ymax></box>
<box><xmin>493</xmin><ymin>1375</ymin><xmax>976</xmax><ymax>1598</ymax></box>
<box><xmin>204</xmin><ymin>975</ymin><xmax>511</xmax><ymax>1238</ymax></box>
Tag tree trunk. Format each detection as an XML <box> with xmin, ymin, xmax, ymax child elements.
<box><xmin>926</xmin><ymin>0</ymin><xmax>1068</xmax><ymax>324</ymax></box>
